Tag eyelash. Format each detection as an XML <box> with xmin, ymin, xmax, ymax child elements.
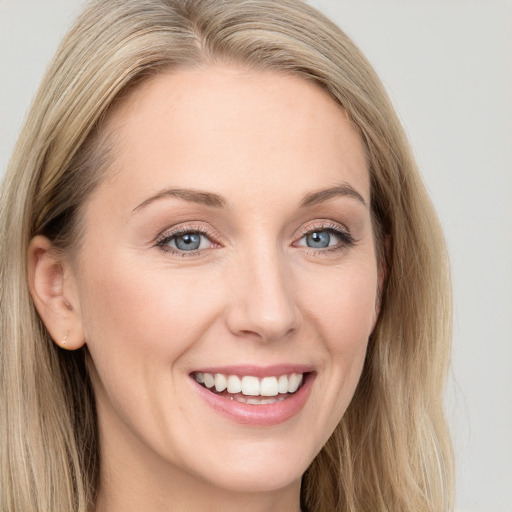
<box><xmin>156</xmin><ymin>225</ymin><xmax>220</xmax><ymax>256</ymax></box>
<box><xmin>294</xmin><ymin>222</ymin><xmax>356</xmax><ymax>254</ymax></box>
<box><xmin>155</xmin><ymin>221</ymin><xmax>355</xmax><ymax>257</ymax></box>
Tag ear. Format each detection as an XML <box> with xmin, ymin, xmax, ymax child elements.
<box><xmin>27</xmin><ymin>235</ymin><xmax>85</xmax><ymax>350</ymax></box>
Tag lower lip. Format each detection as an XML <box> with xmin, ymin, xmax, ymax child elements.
<box><xmin>192</xmin><ymin>373</ymin><xmax>315</xmax><ymax>426</ymax></box>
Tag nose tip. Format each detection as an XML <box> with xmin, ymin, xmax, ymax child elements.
<box><xmin>224</xmin><ymin>258</ymin><xmax>301</xmax><ymax>342</ymax></box>
<box><xmin>229</xmin><ymin>300</ymin><xmax>299</xmax><ymax>342</ymax></box>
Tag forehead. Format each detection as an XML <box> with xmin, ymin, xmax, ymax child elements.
<box><xmin>94</xmin><ymin>65</ymin><xmax>370</xmax><ymax>212</ymax></box>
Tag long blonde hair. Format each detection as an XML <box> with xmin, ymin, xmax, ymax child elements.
<box><xmin>0</xmin><ymin>0</ymin><xmax>454</xmax><ymax>510</ymax></box>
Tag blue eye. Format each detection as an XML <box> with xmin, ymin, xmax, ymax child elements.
<box><xmin>305</xmin><ymin>231</ymin><xmax>332</xmax><ymax>248</ymax></box>
<box><xmin>295</xmin><ymin>226</ymin><xmax>353</xmax><ymax>251</ymax></box>
<box><xmin>160</xmin><ymin>231</ymin><xmax>211</xmax><ymax>252</ymax></box>
<box><xmin>175</xmin><ymin>233</ymin><xmax>201</xmax><ymax>250</ymax></box>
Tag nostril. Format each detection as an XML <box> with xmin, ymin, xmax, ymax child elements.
<box><xmin>223</xmin><ymin>258</ymin><xmax>302</xmax><ymax>341</ymax></box>
<box><xmin>226</xmin><ymin>305</ymin><xmax>301</xmax><ymax>342</ymax></box>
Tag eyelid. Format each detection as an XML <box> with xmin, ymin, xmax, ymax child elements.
<box><xmin>293</xmin><ymin>220</ymin><xmax>356</xmax><ymax>251</ymax></box>
<box><xmin>155</xmin><ymin>222</ymin><xmax>221</xmax><ymax>254</ymax></box>
<box><xmin>295</xmin><ymin>220</ymin><xmax>352</xmax><ymax>240</ymax></box>
<box><xmin>154</xmin><ymin>219</ymin><xmax>356</xmax><ymax>257</ymax></box>
<box><xmin>156</xmin><ymin>222</ymin><xmax>220</xmax><ymax>241</ymax></box>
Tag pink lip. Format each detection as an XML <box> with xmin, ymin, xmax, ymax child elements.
<box><xmin>190</xmin><ymin>370</ymin><xmax>315</xmax><ymax>427</ymax></box>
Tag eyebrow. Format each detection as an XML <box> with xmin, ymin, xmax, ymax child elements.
<box><xmin>133</xmin><ymin>182</ymin><xmax>366</xmax><ymax>213</ymax></box>
<box><xmin>299</xmin><ymin>183</ymin><xmax>367</xmax><ymax>208</ymax></box>
<box><xmin>133</xmin><ymin>188</ymin><xmax>225</xmax><ymax>212</ymax></box>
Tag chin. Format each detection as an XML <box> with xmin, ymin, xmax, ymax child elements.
<box><xmin>181</xmin><ymin>434</ymin><xmax>317</xmax><ymax>494</ymax></box>
<box><xmin>201</xmin><ymin>461</ymin><xmax>305</xmax><ymax>494</ymax></box>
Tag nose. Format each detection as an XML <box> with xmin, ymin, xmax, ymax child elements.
<box><xmin>224</xmin><ymin>248</ymin><xmax>301</xmax><ymax>342</ymax></box>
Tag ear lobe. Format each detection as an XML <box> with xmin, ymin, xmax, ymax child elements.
<box><xmin>28</xmin><ymin>235</ymin><xmax>85</xmax><ymax>350</ymax></box>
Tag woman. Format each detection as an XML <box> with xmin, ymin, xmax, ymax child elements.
<box><xmin>0</xmin><ymin>0</ymin><xmax>454</xmax><ymax>511</ymax></box>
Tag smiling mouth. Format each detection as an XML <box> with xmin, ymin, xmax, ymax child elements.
<box><xmin>192</xmin><ymin>371</ymin><xmax>306</xmax><ymax>405</ymax></box>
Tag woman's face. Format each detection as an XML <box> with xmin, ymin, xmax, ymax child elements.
<box><xmin>71</xmin><ymin>66</ymin><xmax>381</xmax><ymax>498</ymax></box>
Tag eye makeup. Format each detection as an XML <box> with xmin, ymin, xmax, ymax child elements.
<box><xmin>293</xmin><ymin>220</ymin><xmax>356</xmax><ymax>254</ymax></box>
<box><xmin>156</xmin><ymin>223</ymin><xmax>221</xmax><ymax>256</ymax></box>
<box><xmin>154</xmin><ymin>218</ymin><xmax>357</xmax><ymax>259</ymax></box>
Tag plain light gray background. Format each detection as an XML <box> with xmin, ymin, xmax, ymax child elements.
<box><xmin>1</xmin><ymin>1</ymin><xmax>511</xmax><ymax>511</ymax></box>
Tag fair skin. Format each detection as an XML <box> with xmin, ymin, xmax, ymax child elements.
<box><xmin>29</xmin><ymin>65</ymin><xmax>382</xmax><ymax>512</ymax></box>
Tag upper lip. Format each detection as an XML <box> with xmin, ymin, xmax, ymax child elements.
<box><xmin>190</xmin><ymin>364</ymin><xmax>315</xmax><ymax>378</ymax></box>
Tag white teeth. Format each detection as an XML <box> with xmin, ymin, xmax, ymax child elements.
<box><xmin>203</xmin><ymin>373</ymin><xmax>215</xmax><ymax>388</ymax></box>
<box><xmin>260</xmin><ymin>376</ymin><xmax>279</xmax><ymax>396</ymax></box>
<box><xmin>278</xmin><ymin>375</ymin><xmax>289</xmax><ymax>394</ymax></box>
<box><xmin>241</xmin><ymin>376</ymin><xmax>260</xmax><ymax>396</ymax></box>
<box><xmin>288</xmin><ymin>373</ymin><xmax>303</xmax><ymax>393</ymax></box>
<box><xmin>194</xmin><ymin>371</ymin><xmax>306</xmax><ymax>397</ymax></box>
<box><xmin>214</xmin><ymin>373</ymin><xmax>227</xmax><ymax>392</ymax></box>
<box><xmin>227</xmin><ymin>375</ymin><xmax>242</xmax><ymax>393</ymax></box>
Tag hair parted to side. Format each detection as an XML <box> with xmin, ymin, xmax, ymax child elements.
<box><xmin>0</xmin><ymin>0</ymin><xmax>454</xmax><ymax>511</ymax></box>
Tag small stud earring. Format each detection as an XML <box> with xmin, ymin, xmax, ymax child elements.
<box><xmin>62</xmin><ymin>330</ymin><xmax>70</xmax><ymax>346</ymax></box>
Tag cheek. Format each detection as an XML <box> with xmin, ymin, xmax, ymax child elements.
<box><xmin>77</xmin><ymin>253</ymin><xmax>220</xmax><ymax>376</ymax></box>
<box><xmin>76</xmin><ymin>253</ymin><xmax>228</xmax><ymax>449</ymax></box>
<box><xmin>303</xmin><ymin>259</ymin><xmax>379</xmax><ymax>345</ymax></box>
<box><xmin>302</xmin><ymin>258</ymin><xmax>377</xmax><ymax>389</ymax></box>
